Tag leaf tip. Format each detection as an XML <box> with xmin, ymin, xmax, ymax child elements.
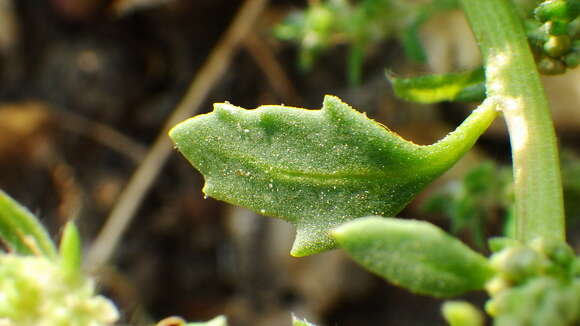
<box><xmin>291</xmin><ymin>226</ymin><xmax>339</xmax><ymax>257</ymax></box>
<box><xmin>322</xmin><ymin>94</ymin><xmax>343</xmax><ymax>107</ymax></box>
<box><xmin>322</xmin><ymin>94</ymin><xmax>339</xmax><ymax>101</ymax></box>
<box><xmin>290</xmin><ymin>244</ymin><xmax>312</xmax><ymax>257</ymax></box>
<box><xmin>329</xmin><ymin>224</ymin><xmax>348</xmax><ymax>243</ymax></box>
<box><xmin>168</xmin><ymin>116</ymin><xmax>196</xmax><ymax>143</ymax></box>
<box><xmin>168</xmin><ymin>122</ymin><xmax>183</xmax><ymax>142</ymax></box>
<box><xmin>59</xmin><ymin>221</ymin><xmax>82</xmax><ymax>274</ymax></box>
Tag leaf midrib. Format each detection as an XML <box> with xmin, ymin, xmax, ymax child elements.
<box><xmin>199</xmin><ymin>147</ymin><xmax>425</xmax><ymax>187</ymax></box>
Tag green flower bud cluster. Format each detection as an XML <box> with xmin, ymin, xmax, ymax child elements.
<box><xmin>0</xmin><ymin>254</ymin><xmax>119</xmax><ymax>326</ymax></box>
<box><xmin>527</xmin><ymin>0</ymin><xmax>580</xmax><ymax>74</ymax></box>
<box><xmin>485</xmin><ymin>238</ymin><xmax>580</xmax><ymax>326</ymax></box>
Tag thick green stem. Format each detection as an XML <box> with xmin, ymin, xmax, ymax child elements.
<box><xmin>459</xmin><ymin>0</ymin><xmax>565</xmax><ymax>243</ymax></box>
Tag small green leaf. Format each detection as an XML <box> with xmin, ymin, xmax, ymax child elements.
<box><xmin>292</xmin><ymin>314</ymin><xmax>318</xmax><ymax>326</ymax></box>
<box><xmin>388</xmin><ymin>68</ymin><xmax>486</xmax><ymax>103</ymax></box>
<box><xmin>347</xmin><ymin>42</ymin><xmax>365</xmax><ymax>85</ymax></box>
<box><xmin>401</xmin><ymin>22</ymin><xmax>428</xmax><ymax>63</ymax></box>
<box><xmin>0</xmin><ymin>189</ymin><xmax>57</xmax><ymax>259</ymax></box>
<box><xmin>454</xmin><ymin>82</ymin><xmax>486</xmax><ymax>102</ymax></box>
<box><xmin>400</xmin><ymin>0</ymin><xmax>459</xmax><ymax>63</ymax></box>
<box><xmin>332</xmin><ymin>217</ymin><xmax>494</xmax><ymax>297</ymax></box>
<box><xmin>170</xmin><ymin>96</ymin><xmax>496</xmax><ymax>256</ymax></box>
<box><xmin>59</xmin><ymin>221</ymin><xmax>82</xmax><ymax>275</ymax></box>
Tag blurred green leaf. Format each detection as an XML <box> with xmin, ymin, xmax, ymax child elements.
<box><xmin>170</xmin><ymin>96</ymin><xmax>496</xmax><ymax>256</ymax></box>
<box><xmin>423</xmin><ymin>161</ymin><xmax>513</xmax><ymax>247</ymax></box>
<box><xmin>274</xmin><ymin>0</ymin><xmax>348</xmax><ymax>72</ymax></box>
<box><xmin>395</xmin><ymin>0</ymin><xmax>460</xmax><ymax>63</ymax></box>
<box><xmin>347</xmin><ymin>42</ymin><xmax>365</xmax><ymax>85</ymax></box>
<box><xmin>292</xmin><ymin>315</ymin><xmax>318</xmax><ymax>326</ymax></box>
<box><xmin>332</xmin><ymin>217</ymin><xmax>493</xmax><ymax>297</ymax></box>
<box><xmin>59</xmin><ymin>221</ymin><xmax>82</xmax><ymax>275</ymax></box>
<box><xmin>401</xmin><ymin>22</ymin><xmax>428</xmax><ymax>63</ymax></box>
<box><xmin>425</xmin><ymin>152</ymin><xmax>580</xmax><ymax>244</ymax></box>
<box><xmin>503</xmin><ymin>206</ymin><xmax>517</xmax><ymax>239</ymax></box>
<box><xmin>274</xmin><ymin>0</ymin><xmax>398</xmax><ymax>83</ymax></box>
<box><xmin>388</xmin><ymin>67</ymin><xmax>485</xmax><ymax>103</ymax></box>
<box><xmin>0</xmin><ymin>189</ymin><xmax>57</xmax><ymax>259</ymax></box>
<box><xmin>561</xmin><ymin>150</ymin><xmax>580</xmax><ymax>222</ymax></box>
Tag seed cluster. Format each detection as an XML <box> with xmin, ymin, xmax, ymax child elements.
<box><xmin>527</xmin><ymin>0</ymin><xmax>580</xmax><ymax>74</ymax></box>
<box><xmin>485</xmin><ymin>238</ymin><xmax>580</xmax><ymax>325</ymax></box>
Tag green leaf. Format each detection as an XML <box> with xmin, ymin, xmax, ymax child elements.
<box><xmin>347</xmin><ymin>42</ymin><xmax>365</xmax><ymax>86</ymax></box>
<box><xmin>170</xmin><ymin>96</ymin><xmax>496</xmax><ymax>256</ymax></box>
<box><xmin>332</xmin><ymin>217</ymin><xmax>493</xmax><ymax>297</ymax></box>
<box><xmin>400</xmin><ymin>0</ymin><xmax>459</xmax><ymax>63</ymax></box>
<box><xmin>388</xmin><ymin>68</ymin><xmax>485</xmax><ymax>103</ymax></box>
<box><xmin>401</xmin><ymin>21</ymin><xmax>428</xmax><ymax>63</ymax></box>
<box><xmin>454</xmin><ymin>82</ymin><xmax>486</xmax><ymax>102</ymax></box>
<box><xmin>59</xmin><ymin>221</ymin><xmax>82</xmax><ymax>275</ymax></box>
<box><xmin>0</xmin><ymin>189</ymin><xmax>57</xmax><ymax>259</ymax></box>
<box><xmin>292</xmin><ymin>314</ymin><xmax>318</xmax><ymax>326</ymax></box>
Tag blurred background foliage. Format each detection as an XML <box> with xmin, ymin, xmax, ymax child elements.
<box><xmin>0</xmin><ymin>0</ymin><xmax>580</xmax><ymax>325</ymax></box>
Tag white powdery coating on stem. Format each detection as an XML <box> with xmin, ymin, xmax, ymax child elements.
<box><xmin>486</xmin><ymin>52</ymin><xmax>510</xmax><ymax>95</ymax></box>
<box><xmin>501</xmin><ymin>96</ymin><xmax>528</xmax><ymax>153</ymax></box>
<box><xmin>486</xmin><ymin>51</ymin><xmax>529</xmax><ymax>167</ymax></box>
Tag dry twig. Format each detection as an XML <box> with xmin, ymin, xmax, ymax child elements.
<box><xmin>54</xmin><ymin>107</ymin><xmax>147</xmax><ymax>164</ymax></box>
<box><xmin>85</xmin><ymin>0</ymin><xmax>270</xmax><ymax>272</ymax></box>
<box><xmin>243</xmin><ymin>32</ymin><xmax>302</xmax><ymax>105</ymax></box>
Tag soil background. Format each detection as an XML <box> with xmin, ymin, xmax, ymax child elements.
<box><xmin>0</xmin><ymin>1</ymin><xmax>579</xmax><ymax>325</ymax></box>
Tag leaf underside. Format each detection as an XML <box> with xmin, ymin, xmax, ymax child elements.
<box><xmin>170</xmin><ymin>95</ymin><xmax>496</xmax><ymax>256</ymax></box>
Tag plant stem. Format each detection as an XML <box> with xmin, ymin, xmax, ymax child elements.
<box><xmin>459</xmin><ymin>0</ymin><xmax>565</xmax><ymax>243</ymax></box>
